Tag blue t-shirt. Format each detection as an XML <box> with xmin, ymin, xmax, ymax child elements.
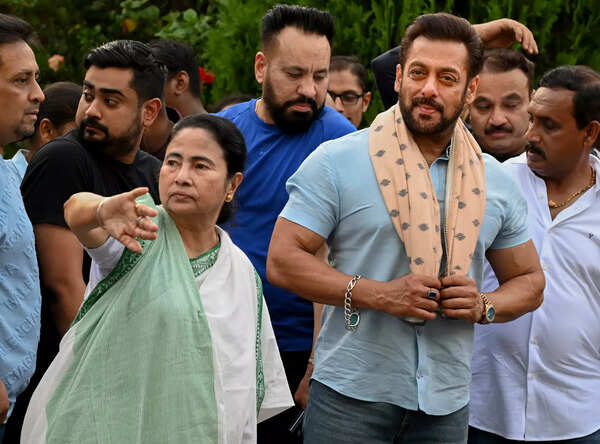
<box><xmin>218</xmin><ymin>99</ymin><xmax>355</xmax><ymax>351</ymax></box>
<box><xmin>280</xmin><ymin>128</ymin><xmax>530</xmax><ymax>414</ymax></box>
<box><xmin>0</xmin><ymin>158</ymin><xmax>41</xmax><ymax>421</ymax></box>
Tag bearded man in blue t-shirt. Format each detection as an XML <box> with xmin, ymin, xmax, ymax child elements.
<box><xmin>218</xmin><ymin>4</ymin><xmax>355</xmax><ymax>441</ymax></box>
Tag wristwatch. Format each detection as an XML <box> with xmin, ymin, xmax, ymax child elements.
<box><xmin>478</xmin><ymin>292</ymin><xmax>495</xmax><ymax>324</ymax></box>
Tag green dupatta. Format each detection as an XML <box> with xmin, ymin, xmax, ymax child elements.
<box><xmin>45</xmin><ymin>194</ymin><xmax>218</xmax><ymax>443</ymax></box>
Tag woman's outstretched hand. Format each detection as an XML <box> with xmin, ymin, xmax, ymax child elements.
<box><xmin>96</xmin><ymin>187</ymin><xmax>159</xmax><ymax>253</ymax></box>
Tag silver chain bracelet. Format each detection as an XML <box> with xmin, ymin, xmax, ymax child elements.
<box><xmin>344</xmin><ymin>275</ymin><xmax>362</xmax><ymax>331</ymax></box>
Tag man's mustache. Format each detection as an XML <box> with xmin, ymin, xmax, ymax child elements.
<box><xmin>412</xmin><ymin>96</ymin><xmax>444</xmax><ymax>113</ymax></box>
<box><xmin>485</xmin><ymin>124</ymin><xmax>513</xmax><ymax>135</ymax></box>
<box><xmin>283</xmin><ymin>96</ymin><xmax>318</xmax><ymax>113</ymax></box>
<box><xmin>525</xmin><ymin>142</ymin><xmax>547</xmax><ymax>159</ymax></box>
<box><xmin>81</xmin><ymin>118</ymin><xmax>109</xmax><ymax>136</ymax></box>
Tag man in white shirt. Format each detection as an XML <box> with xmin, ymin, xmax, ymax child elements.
<box><xmin>469</xmin><ymin>65</ymin><xmax>600</xmax><ymax>443</ymax></box>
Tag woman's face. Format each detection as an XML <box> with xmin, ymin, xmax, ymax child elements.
<box><xmin>159</xmin><ymin>127</ymin><xmax>242</xmax><ymax>222</ymax></box>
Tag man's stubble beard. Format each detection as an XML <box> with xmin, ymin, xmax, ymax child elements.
<box><xmin>80</xmin><ymin>114</ymin><xmax>143</xmax><ymax>160</ymax></box>
<box><xmin>399</xmin><ymin>83</ymin><xmax>467</xmax><ymax>136</ymax></box>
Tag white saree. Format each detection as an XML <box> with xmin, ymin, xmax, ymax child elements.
<box><xmin>21</xmin><ymin>196</ymin><xmax>292</xmax><ymax>444</ymax></box>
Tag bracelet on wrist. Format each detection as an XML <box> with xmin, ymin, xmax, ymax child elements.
<box><xmin>344</xmin><ymin>275</ymin><xmax>362</xmax><ymax>331</ymax></box>
<box><xmin>95</xmin><ymin>196</ymin><xmax>110</xmax><ymax>227</ymax></box>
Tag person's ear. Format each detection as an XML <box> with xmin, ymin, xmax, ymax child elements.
<box><xmin>225</xmin><ymin>172</ymin><xmax>243</xmax><ymax>201</ymax></box>
<box><xmin>255</xmin><ymin>52</ymin><xmax>268</xmax><ymax>85</ymax></box>
<box><xmin>464</xmin><ymin>75</ymin><xmax>480</xmax><ymax>105</ymax></box>
<box><xmin>583</xmin><ymin>120</ymin><xmax>600</xmax><ymax>149</ymax></box>
<box><xmin>362</xmin><ymin>91</ymin><xmax>372</xmax><ymax>113</ymax></box>
<box><xmin>141</xmin><ymin>98</ymin><xmax>162</xmax><ymax>128</ymax></box>
<box><xmin>171</xmin><ymin>71</ymin><xmax>190</xmax><ymax>96</ymax></box>
<box><xmin>394</xmin><ymin>64</ymin><xmax>402</xmax><ymax>93</ymax></box>
<box><xmin>38</xmin><ymin>118</ymin><xmax>58</xmax><ymax>145</ymax></box>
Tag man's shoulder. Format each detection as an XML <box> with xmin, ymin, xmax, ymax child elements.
<box><xmin>32</xmin><ymin>130</ymin><xmax>88</xmax><ymax>165</ymax></box>
<box><xmin>482</xmin><ymin>152</ymin><xmax>528</xmax><ymax>184</ymax></box>
<box><xmin>133</xmin><ymin>149</ymin><xmax>162</xmax><ymax>172</ymax></box>
<box><xmin>316</xmin><ymin>106</ymin><xmax>356</xmax><ymax>138</ymax></box>
<box><xmin>216</xmin><ymin>100</ymin><xmax>253</xmax><ymax>122</ymax></box>
<box><xmin>318</xmin><ymin>127</ymin><xmax>369</xmax><ymax>154</ymax></box>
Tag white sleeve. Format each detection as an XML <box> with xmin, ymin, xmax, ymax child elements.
<box><xmin>257</xmin><ymin>297</ymin><xmax>294</xmax><ymax>422</ymax></box>
<box><xmin>83</xmin><ymin>237</ymin><xmax>125</xmax><ymax>300</ymax></box>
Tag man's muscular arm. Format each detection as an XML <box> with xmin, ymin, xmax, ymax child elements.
<box><xmin>34</xmin><ymin>224</ymin><xmax>86</xmax><ymax>335</ymax></box>
<box><xmin>267</xmin><ymin>217</ymin><xmax>441</xmax><ymax>320</ymax></box>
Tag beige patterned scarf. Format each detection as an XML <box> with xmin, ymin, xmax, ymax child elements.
<box><xmin>369</xmin><ymin>104</ymin><xmax>486</xmax><ymax>280</ymax></box>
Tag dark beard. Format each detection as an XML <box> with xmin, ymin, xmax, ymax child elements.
<box><xmin>262</xmin><ymin>78</ymin><xmax>323</xmax><ymax>133</ymax></box>
<box><xmin>399</xmin><ymin>91</ymin><xmax>466</xmax><ymax>136</ymax></box>
<box><xmin>79</xmin><ymin>116</ymin><xmax>142</xmax><ymax>159</ymax></box>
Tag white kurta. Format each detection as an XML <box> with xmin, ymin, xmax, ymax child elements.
<box><xmin>470</xmin><ymin>154</ymin><xmax>600</xmax><ymax>440</ymax></box>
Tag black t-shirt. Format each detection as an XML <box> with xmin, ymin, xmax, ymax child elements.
<box><xmin>19</xmin><ymin>129</ymin><xmax>161</xmax><ymax>392</ymax></box>
<box><xmin>371</xmin><ymin>45</ymin><xmax>400</xmax><ymax>110</ymax></box>
<box><xmin>22</xmin><ymin>129</ymin><xmax>161</xmax><ymax>227</ymax></box>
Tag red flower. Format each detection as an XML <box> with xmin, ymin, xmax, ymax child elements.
<box><xmin>199</xmin><ymin>67</ymin><xmax>215</xmax><ymax>84</ymax></box>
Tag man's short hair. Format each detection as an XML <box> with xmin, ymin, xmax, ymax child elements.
<box><xmin>330</xmin><ymin>56</ymin><xmax>369</xmax><ymax>92</ymax></box>
<box><xmin>482</xmin><ymin>48</ymin><xmax>535</xmax><ymax>91</ymax></box>
<box><xmin>399</xmin><ymin>13</ymin><xmax>483</xmax><ymax>80</ymax></box>
<box><xmin>149</xmin><ymin>39</ymin><xmax>202</xmax><ymax>99</ymax></box>
<box><xmin>84</xmin><ymin>40</ymin><xmax>165</xmax><ymax>104</ymax></box>
<box><xmin>0</xmin><ymin>13</ymin><xmax>34</xmax><ymax>66</ymax></box>
<box><xmin>261</xmin><ymin>4</ymin><xmax>334</xmax><ymax>52</ymax></box>
<box><xmin>34</xmin><ymin>82</ymin><xmax>82</xmax><ymax>133</ymax></box>
<box><xmin>539</xmin><ymin>65</ymin><xmax>600</xmax><ymax>129</ymax></box>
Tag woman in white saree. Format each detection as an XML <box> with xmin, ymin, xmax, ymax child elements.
<box><xmin>21</xmin><ymin>114</ymin><xmax>292</xmax><ymax>444</ymax></box>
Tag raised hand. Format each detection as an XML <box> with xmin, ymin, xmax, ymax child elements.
<box><xmin>96</xmin><ymin>187</ymin><xmax>159</xmax><ymax>253</ymax></box>
<box><xmin>474</xmin><ymin>18</ymin><xmax>538</xmax><ymax>55</ymax></box>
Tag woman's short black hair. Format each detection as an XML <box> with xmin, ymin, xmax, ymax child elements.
<box><xmin>170</xmin><ymin>114</ymin><xmax>246</xmax><ymax>224</ymax></box>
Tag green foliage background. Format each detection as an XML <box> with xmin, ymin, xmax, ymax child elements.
<box><xmin>1</xmin><ymin>0</ymin><xmax>599</xmax><ymax>127</ymax></box>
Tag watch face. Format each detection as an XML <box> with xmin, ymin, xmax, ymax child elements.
<box><xmin>486</xmin><ymin>306</ymin><xmax>495</xmax><ymax>322</ymax></box>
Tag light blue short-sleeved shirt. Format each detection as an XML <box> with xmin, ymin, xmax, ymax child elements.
<box><xmin>0</xmin><ymin>158</ymin><xmax>41</xmax><ymax>421</ymax></box>
<box><xmin>280</xmin><ymin>128</ymin><xmax>529</xmax><ymax>415</ymax></box>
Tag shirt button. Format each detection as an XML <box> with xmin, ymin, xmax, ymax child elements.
<box><xmin>531</xmin><ymin>338</ymin><xmax>538</xmax><ymax>345</ymax></box>
<box><xmin>529</xmin><ymin>374</ymin><xmax>536</xmax><ymax>380</ymax></box>
<box><xmin>542</xmin><ymin>264</ymin><xmax>548</xmax><ymax>271</ymax></box>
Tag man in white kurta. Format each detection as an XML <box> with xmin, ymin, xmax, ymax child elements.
<box><xmin>469</xmin><ymin>66</ymin><xmax>600</xmax><ymax>443</ymax></box>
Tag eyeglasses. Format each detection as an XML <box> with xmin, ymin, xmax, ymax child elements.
<box><xmin>328</xmin><ymin>91</ymin><xmax>364</xmax><ymax>106</ymax></box>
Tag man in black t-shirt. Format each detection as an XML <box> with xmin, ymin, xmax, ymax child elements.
<box><xmin>7</xmin><ymin>40</ymin><xmax>164</xmax><ymax>440</ymax></box>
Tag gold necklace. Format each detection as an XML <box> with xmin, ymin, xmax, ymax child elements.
<box><xmin>548</xmin><ymin>168</ymin><xmax>596</xmax><ymax>208</ymax></box>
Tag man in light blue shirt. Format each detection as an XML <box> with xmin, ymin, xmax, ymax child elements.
<box><xmin>0</xmin><ymin>13</ymin><xmax>44</xmax><ymax>443</ymax></box>
<box><xmin>268</xmin><ymin>13</ymin><xmax>544</xmax><ymax>444</ymax></box>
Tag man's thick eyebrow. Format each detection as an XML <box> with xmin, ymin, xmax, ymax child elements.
<box><xmin>82</xmin><ymin>81</ymin><xmax>125</xmax><ymax>97</ymax></box>
<box><xmin>502</xmin><ymin>93</ymin><xmax>523</xmax><ymax>102</ymax></box>
<box><xmin>285</xmin><ymin>66</ymin><xmax>328</xmax><ymax>74</ymax></box>
<box><xmin>473</xmin><ymin>96</ymin><xmax>491</xmax><ymax>104</ymax></box>
<box><xmin>408</xmin><ymin>61</ymin><xmax>461</xmax><ymax>75</ymax></box>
